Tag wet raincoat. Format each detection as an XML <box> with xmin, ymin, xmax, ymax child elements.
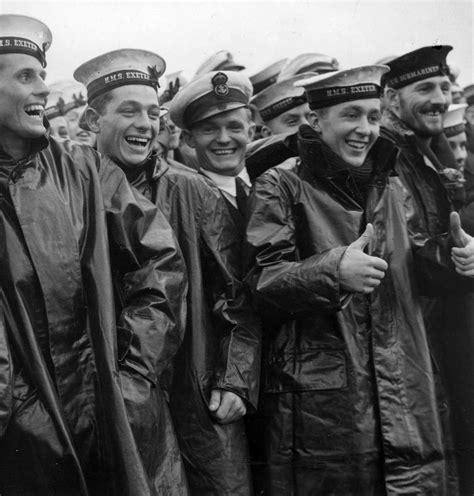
<box><xmin>382</xmin><ymin>111</ymin><xmax>474</xmax><ymax>495</ymax></box>
<box><xmin>118</xmin><ymin>155</ymin><xmax>261</xmax><ymax>496</ymax></box>
<box><xmin>0</xmin><ymin>135</ymin><xmax>187</xmax><ymax>495</ymax></box>
<box><xmin>244</xmin><ymin>126</ymin><xmax>451</xmax><ymax>495</ymax></box>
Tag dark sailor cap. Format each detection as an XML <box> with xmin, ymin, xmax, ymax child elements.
<box><xmin>170</xmin><ymin>70</ymin><xmax>252</xmax><ymax>130</ymax></box>
<box><xmin>384</xmin><ymin>45</ymin><xmax>452</xmax><ymax>89</ymax></box>
<box><xmin>0</xmin><ymin>14</ymin><xmax>52</xmax><ymax>67</ymax></box>
<box><xmin>74</xmin><ymin>49</ymin><xmax>166</xmax><ymax>102</ymax></box>
<box><xmin>251</xmin><ymin>72</ymin><xmax>315</xmax><ymax>122</ymax></box>
<box><xmin>296</xmin><ymin>65</ymin><xmax>389</xmax><ymax>110</ymax></box>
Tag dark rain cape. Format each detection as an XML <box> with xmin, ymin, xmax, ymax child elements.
<box><xmin>243</xmin><ymin>126</ymin><xmax>453</xmax><ymax>495</ymax></box>
<box><xmin>382</xmin><ymin>111</ymin><xmax>474</xmax><ymax>496</ymax></box>
<box><xmin>117</xmin><ymin>155</ymin><xmax>261</xmax><ymax>496</ymax></box>
<box><xmin>0</xmin><ymin>136</ymin><xmax>187</xmax><ymax>495</ymax></box>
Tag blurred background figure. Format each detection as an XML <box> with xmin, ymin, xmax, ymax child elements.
<box><xmin>250</xmin><ymin>58</ymin><xmax>288</xmax><ymax>95</ymax></box>
<box><xmin>45</xmin><ymin>88</ymin><xmax>70</xmax><ymax>139</ymax></box>
<box><xmin>444</xmin><ymin>103</ymin><xmax>468</xmax><ymax>169</ymax></box>
<box><xmin>251</xmin><ymin>72</ymin><xmax>315</xmax><ymax>137</ymax></box>
<box><xmin>277</xmin><ymin>52</ymin><xmax>339</xmax><ymax>81</ymax></box>
<box><xmin>194</xmin><ymin>49</ymin><xmax>245</xmax><ymax>78</ymax></box>
<box><xmin>449</xmin><ymin>64</ymin><xmax>464</xmax><ymax>104</ymax></box>
<box><xmin>48</xmin><ymin>80</ymin><xmax>96</xmax><ymax>147</ymax></box>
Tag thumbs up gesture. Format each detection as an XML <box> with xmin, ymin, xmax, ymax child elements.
<box><xmin>450</xmin><ymin>212</ymin><xmax>474</xmax><ymax>277</ymax></box>
<box><xmin>339</xmin><ymin>224</ymin><xmax>388</xmax><ymax>294</ymax></box>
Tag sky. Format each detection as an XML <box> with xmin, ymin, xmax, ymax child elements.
<box><xmin>3</xmin><ymin>0</ymin><xmax>473</xmax><ymax>87</ymax></box>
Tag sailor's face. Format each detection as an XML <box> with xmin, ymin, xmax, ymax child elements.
<box><xmin>0</xmin><ymin>54</ymin><xmax>49</xmax><ymax>142</ymax></box>
<box><xmin>96</xmin><ymin>85</ymin><xmax>160</xmax><ymax>167</ymax></box>
<box><xmin>187</xmin><ymin>107</ymin><xmax>254</xmax><ymax>177</ymax></box>
<box><xmin>65</xmin><ymin>106</ymin><xmax>96</xmax><ymax>146</ymax></box>
<box><xmin>49</xmin><ymin>115</ymin><xmax>70</xmax><ymax>139</ymax></box>
<box><xmin>265</xmin><ymin>102</ymin><xmax>311</xmax><ymax>135</ymax></box>
<box><xmin>397</xmin><ymin>76</ymin><xmax>451</xmax><ymax>137</ymax></box>
<box><xmin>447</xmin><ymin>132</ymin><xmax>468</xmax><ymax>169</ymax></box>
<box><xmin>315</xmin><ymin>99</ymin><xmax>381</xmax><ymax>167</ymax></box>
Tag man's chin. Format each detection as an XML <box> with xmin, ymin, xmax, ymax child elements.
<box><xmin>417</xmin><ymin>123</ymin><xmax>443</xmax><ymax>138</ymax></box>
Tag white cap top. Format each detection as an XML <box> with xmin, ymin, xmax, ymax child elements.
<box><xmin>0</xmin><ymin>14</ymin><xmax>52</xmax><ymax>66</ymax></box>
<box><xmin>74</xmin><ymin>48</ymin><xmax>166</xmax><ymax>102</ymax></box>
<box><xmin>443</xmin><ymin>103</ymin><xmax>468</xmax><ymax>136</ymax></box>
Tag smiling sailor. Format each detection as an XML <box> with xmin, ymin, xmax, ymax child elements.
<box><xmin>243</xmin><ymin>64</ymin><xmax>457</xmax><ymax>494</ymax></box>
<box><xmin>77</xmin><ymin>51</ymin><xmax>261</xmax><ymax>496</ymax></box>
<box><xmin>74</xmin><ymin>49</ymin><xmax>166</xmax><ymax>169</ymax></box>
<box><xmin>0</xmin><ymin>14</ymin><xmax>189</xmax><ymax>496</ymax></box>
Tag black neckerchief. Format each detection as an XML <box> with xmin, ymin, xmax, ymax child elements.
<box><xmin>297</xmin><ymin>124</ymin><xmax>375</xmax><ymax>205</ymax></box>
<box><xmin>113</xmin><ymin>152</ymin><xmax>157</xmax><ymax>184</ymax></box>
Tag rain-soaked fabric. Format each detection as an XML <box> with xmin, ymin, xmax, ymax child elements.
<box><xmin>382</xmin><ymin>111</ymin><xmax>474</xmax><ymax>495</ymax></box>
<box><xmin>0</xmin><ymin>136</ymin><xmax>188</xmax><ymax>495</ymax></box>
<box><xmin>243</xmin><ymin>127</ymin><xmax>452</xmax><ymax>495</ymax></box>
<box><xmin>122</xmin><ymin>156</ymin><xmax>261</xmax><ymax>495</ymax></box>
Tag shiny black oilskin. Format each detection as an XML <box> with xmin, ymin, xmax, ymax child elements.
<box><xmin>0</xmin><ymin>136</ymin><xmax>188</xmax><ymax>495</ymax></box>
<box><xmin>244</xmin><ymin>128</ymin><xmax>451</xmax><ymax>495</ymax></box>
<box><xmin>124</xmin><ymin>155</ymin><xmax>261</xmax><ymax>496</ymax></box>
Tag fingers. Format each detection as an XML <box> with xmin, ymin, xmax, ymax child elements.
<box><xmin>208</xmin><ymin>389</ymin><xmax>221</xmax><ymax>412</ymax></box>
<box><xmin>451</xmin><ymin>241</ymin><xmax>474</xmax><ymax>259</ymax></box>
<box><xmin>450</xmin><ymin>211</ymin><xmax>471</xmax><ymax>247</ymax></box>
<box><xmin>350</xmin><ymin>224</ymin><xmax>374</xmax><ymax>251</ymax></box>
<box><xmin>452</xmin><ymin>252</ymin><xmax>474</xmax><ymax>277</ymax></box>
<box><xmin>371</xmin><ymin>257</ymin><xmax>388</xmax><ymax>272</ymax></box>
<box><xmin>211</xmin><ymin>391</ymin><xmax>247</xmax><ymax>424</ymax></box>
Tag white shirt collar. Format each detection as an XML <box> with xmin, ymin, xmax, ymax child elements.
<box><xmin>201</xmin><ymin>167</ymin><xmax>251</xmax><ymax>197</ymax></box>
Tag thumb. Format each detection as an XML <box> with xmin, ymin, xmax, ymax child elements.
<box><xmin>350</xmin><ymin>224</ymin><xmax>374</xmax><ymax>251</ymax></box>
<box><xmin>450</xmin><ymin>211</ymin><xmax>469</xmax><ymax>247</ymax></box>
<box><xmin>208</xmin><ymin>389</ymin><xmax>222</xmax><ymax>412</ymax></box>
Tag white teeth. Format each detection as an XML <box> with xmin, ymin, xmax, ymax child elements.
<box><xmin>25</xmin><ymin>104</ymin><xmax>44</xmax><ymax>117</ymax></box>
<box><xmin>125</xmin><ymin>136</ymin><xmax>149</xmax><ymax>147</ymax></box>
<box><xmin>347</xmin><ymin>141</ymin><xmax>366</xmax><ymax>150</ymax></box>
<box><xmin>425</xmin><ymin>111</ymin><xmax>440</xmax><ymax>116</ymax></box>
<box><xmin>213</xmin><ymin>149</ymin><xmax>234</xmax><ymax>155</ymax></box>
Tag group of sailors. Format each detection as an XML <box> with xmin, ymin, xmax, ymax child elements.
<box><xmin>0</xmin><ymin>12</ymin><xmax>473</xmax><ymax>496</ymax></box>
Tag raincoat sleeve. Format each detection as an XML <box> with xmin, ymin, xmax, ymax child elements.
<box><xmin>0</xmin><ymin>290</ymin><xmax>12</xmax><ymax>438</ymax></box>
<box><xmin>399</xmin><ymin>177</ymin><xmax>474</xmax><ymax>294</ymax></box>
<box><xmin>244</xmin><ymin>169</ymin><xmax>346</xmax><ymax>317</ymax></box>
<box><xmin>201</xmin><ymin>185</ymin><xmax>261</xmax><ymax>410</ymax></box>
<box><xmin>98</xmin><ymin>158</ymin><xmax>187</xmax><ymax>381</ymax></box>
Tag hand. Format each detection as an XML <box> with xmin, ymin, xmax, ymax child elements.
<box><xmin>450</xmin><ymin>212</ymin><xmax>474</xmax><ymax>277</ymax></box>
<box><xmin>339</xmin><ymin>224</ymin><xmax>388</xmax><ymax>294</ymax></box>
<box><xmin>208</xmin><ymin>389</ymin><xmax>247</xmax><ymax>424</ymax></box>
<box><xmin>440</xmin><ymin>168</ymin><xmax>465</xmax><ymax>189</ymax></box>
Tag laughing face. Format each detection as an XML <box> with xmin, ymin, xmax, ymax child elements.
<box><xmin>314</xmin><ymin>99</ymin><xmax>381</xmax><ymax>167</ymax></box>
<box><xmin>95</xmin><ymin>85</ymin><xmax>160</xmax><ymax>167</ymax></box>
<box><xmin>65</xmin><ymin>107</ymin><xmax>96</xmax><ymax>147</ymax></box>
<box><xmin>0</xmin><ymin>53</ymin><xmax>49</xmax><ymax>153</ymax></box>
<box><xmin>396</xmin><ymin>76</ymin><xmax>451</xmax><ymax>137</ymax></box>
<box><xmin>186</xmin><ymin>107</ymin><xmax>254</xmax><ymax>176</ymax></box>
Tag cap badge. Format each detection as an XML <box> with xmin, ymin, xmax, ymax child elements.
<box><xmin>212</xmin><ymin>72</ymin><xmax>229</xmax><ymax>97</ymax></box>
<box><xmin>148</xmin><ymin>65</ymin><xmax>160</xmax><ymax>89</ymax></box>
<box><xmin>56</xmin><ymin>97</ymin><xmax>66</xmax><ymax>115</ymax></box>
<box><xmin>73</xmin><ymin>91</ymin><xmax>86</xmax><ymax>107</ymax></box>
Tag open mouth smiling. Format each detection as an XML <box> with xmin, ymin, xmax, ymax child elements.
<box><xmin>211</xmin><ymin>148</ymin><xmax>236</xmax><ymax>156</ymax></box>
<box><xmin>346</xmin><ymin>140</ymin><xmax>368</xmax><ymax>151</ymax></box>
<box><xmin>125</xmin><ymin>136</ymin><xmax>150</xmax><ymax>148</ymax></box>
<box><xmin>24</xmin><ymin>104</ymin><xmax>44</xmax><ymax>118</ymax></box>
